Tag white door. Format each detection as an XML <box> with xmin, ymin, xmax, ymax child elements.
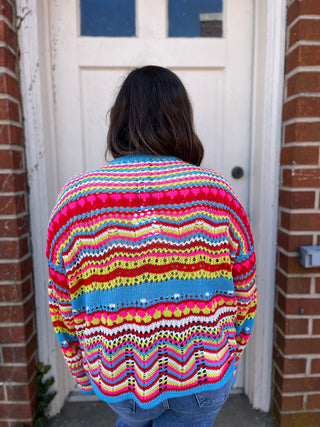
<box><xmin>46</xmin><ymin>0</ymin><xmax>253</xmax><ymax>396</ymax></box>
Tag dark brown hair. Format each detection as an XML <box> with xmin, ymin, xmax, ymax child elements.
<box><xmin>106</xmin><ymin>66</ymin><xmax>204</xmax><ymax>166</ymax></box>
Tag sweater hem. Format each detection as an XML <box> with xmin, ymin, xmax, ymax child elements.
<box><xmin>88</xmin><ymin>360</ymin><xmax>235</xmax><ymax>409</ymax></box>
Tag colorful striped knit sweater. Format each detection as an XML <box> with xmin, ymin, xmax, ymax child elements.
<box><xmin>47</xmin><ymin>153</ymin><xmax>257</xmax><ymax>408</ymax></box>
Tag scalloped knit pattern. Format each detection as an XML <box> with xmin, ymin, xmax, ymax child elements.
<box><xmin>46</xmin><ymin>153</ymin><xmax>257</xmax><ymax>408</ymax></box>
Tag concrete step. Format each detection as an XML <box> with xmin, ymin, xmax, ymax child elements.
<box><xmin>45</xmin><ymin>394</ymin><xmax>276</xmax><ymax>427</ymax></box>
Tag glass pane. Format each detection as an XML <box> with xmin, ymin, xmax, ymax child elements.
<box><xmin>80</xmin><ymin>0</ymin><xmax>135</xmax><ymax>37</ymax></box>
<box><xmin>169</xmin><ymin>0</ymin><xmax>223</xmax><ymax>38</ymax></box>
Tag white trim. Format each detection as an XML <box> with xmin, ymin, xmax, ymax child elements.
<box><xmin>246</xmin><ymin>0</ymin><xmax>286</xmax><ymax>412</ymax></box>
<box><xmin>16</xmin><ymin>0</ymin><xmax>70</xmax><ymax>415</ymax></box>
<box><xmin>16</xmin><ymin>0</ymin><xmax>287</xmax><ymax>415</ymax></box>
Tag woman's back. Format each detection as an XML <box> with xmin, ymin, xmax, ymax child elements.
<box><xmin>47</xmin><ymin>152</ymin><xmax>256</xmax><ymax>409</ymax></box>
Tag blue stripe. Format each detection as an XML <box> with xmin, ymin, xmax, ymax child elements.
<box><xmin>56</xmin><ymin>332</ymin><xmax>77</xmax><ymax>346</ymax></box>
<box><xmin>235</xmin><ymin>318</ymin><xmax>255</xmax><ymax>335</ymax></box>
<box><xmin>71</xmin><ymin>277</ymin><xmax>234</xmax><ymax>312</ymax></box>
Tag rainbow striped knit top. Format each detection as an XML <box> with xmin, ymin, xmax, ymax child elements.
<box><xmin>47</xmin><ymin>153</ymin><xmax>257</xmax><ymax>408</ymax></box>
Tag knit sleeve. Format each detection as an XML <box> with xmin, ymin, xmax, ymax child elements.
<box><xmin>47</xmin><ymin>195</ymin><xmax>93</xmax><ymax>394</ymax></box>
<box><xmin>47</xmin><ymin>263</ymin><xmax>93</xmax><ymax>394</ymax></box>
<box><xmin>229</xmin><ymin>204</ymin><xmax>257</xmax><ymax>368</ymax></box>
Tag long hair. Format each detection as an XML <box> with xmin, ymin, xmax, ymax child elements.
<box><xmin>106</xmin><ymin>66</ymin><xmax>204</xmax><ymax>166</ymax></box>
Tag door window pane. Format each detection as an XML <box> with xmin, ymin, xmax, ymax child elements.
<box><xmin>80</xmin><ymin>0</ymin><xmax>135</xmax><ymax>37</ymax></box>
<box><xmin>169</xmin><ymin>0</ymin><xmax>223</xmax><ymax>38</ymax></box>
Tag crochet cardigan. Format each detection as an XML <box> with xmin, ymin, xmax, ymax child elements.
<box><xmin>47</xmin><ymin>153</ymin><xmax>257</xmax><ymax>408</ymax></box>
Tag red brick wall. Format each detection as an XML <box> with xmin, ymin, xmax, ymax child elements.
<box><xmin>272</xmin><ymin>0</ymin><xmax>320</xmax><ymax>426</ymax></box>
<box><xmin>0</xmin><ymin>0</ymin><xmax>38</xmax><ymax>425</ymax></box>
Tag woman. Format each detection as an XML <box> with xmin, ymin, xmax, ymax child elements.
<box><xmin>47</xmin><ymin>66</ymin><xmax>257</xmax><ymax>427</ymax></box>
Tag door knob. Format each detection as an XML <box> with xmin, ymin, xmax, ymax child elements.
<box><xmin>231</xmin><ymin>166</ymin><xmax>244</xmax><ymax>179</ymax></box>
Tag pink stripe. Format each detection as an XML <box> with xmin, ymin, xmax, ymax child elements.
<box><xmin>56</xmin><ymin>177</ymin><xmax>229</xmax><ymax>212</ymax></box>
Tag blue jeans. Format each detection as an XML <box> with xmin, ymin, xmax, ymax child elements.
<box><xmin>107</xmin><ymin>376</ymin><xmax>233</xmax><ymax>427</ymax></box>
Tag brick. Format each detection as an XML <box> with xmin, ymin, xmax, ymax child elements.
<box><xmin>0</xmin><ymin>297</ymin><xmax>34</xmax><ymax>323</ymax></box>
<box><xmin>0</xmin><ymin>148</ymin><xmax>23</xmax><ymax>169</ymax></box>
<box><xmin>283</xmin><ymin>97</ymin><xmax>320</xmax><ymax>122</ymax></box>
<box><xmin>276</xmin><ymin>270</ymin><xmax>311</xmax><ymax>294</ymax></box>
<box><xmin>273</xmin><ymin>386</ymin><xmax>303</xmax><ymax>411</ymax></box>
<box><xmin>278</xmin><ymin>335</ymin><xmax>320</xmax><ymax>355</ymax></box>
<box><xmin>0</xmin><ymin>215</ymin><xmax>29</xmax><ymax>238</ymax></box>
<box><xmin>276</xmin><ymin>369</ymin><xmax>320</xmax><ymax>392</ymax></box>
<box><xmin>278</xmin><ymin>230</ymin><xmax>313</xmax><ymax>252</ymax></box>
<box><xmin>279</xmin><ymin>190</ymin><xmax>315</xmax><ymax>209</ymax></box>
<box><xmin>0</xmin><ymin>194</ymin><xmax>26</xmax><ymax>215</ymax></box>
<box><xmin>270</xmin><ymin>401</ymin><xmax>281</xmax><ymax>426</ymax></box>
<box><xmin>0</xmin><ymin>0</ymin><xmax>14</xmax><ymax>24</ymax></box>
<box><xmin>287</xmin><ymin>0</ymin><xmax>320</xmax><ymax>25</ymax></box>
<box><xmin>0</xmin><ymin>402</ymin><xmax>33</xmax><ymax>420</ymax></box>
<box><xmin>313</xmin><ymin>319</ymin><xmax>320</xmax><ymax>335</ymax></box>
<box><xmin>0</xmin><ymin>46</ymin><xmax>15</xmax><ymax>72</ymax></box>
<box><xmin>0</xmin><ymin>383</ymin><xmax>4</xmax><ymax>400</ymax></box>
<box><xmin>0</xmin><ymin>172</ymin><xmax>26</xmax><ymax>192</ymax></box>
<box><xmin>2</xmin><ymin>333</ymin><xmax>37</xmax><ymax>364</ymax></box>
<box><xmin>278</xmin><ymin>251</ymin><xmax>316</xmax><ymax>274</ymax></box>
<box><xmin>278</xmin><ymin>292</ymin><xmax>320</xmax><ymax>315</ymax></box>
<box><xmin>289</xmin><ymin>20</ymin><xmax>320</xmax><ymax>46</ymax></box>
<box><xmin>307</xmin><ymin>393</ymin><xmax>320</xmax><ymax>410</ymax></box>
<box><xmin>7</xmin><ymin>423</ymin><xmax>33</xmax><ymax>427</ymax></box>
<box><xmin>0</xmin><ymin>124</ymin><xmax>23</xmax><ymax>145</ymax></box>
<box><xmin>0</xmin><ymin>236</ymin><xmax>29</xmax><ymax>259</ymax></box>
<box><xmin>0</xmin><ymin>277</ymin><xmax>32</xmax><ymax>302</ymax></box>
<box><xmin>316</xmin><ymin>278</ymin><xmax>320</xmax><ymax>293</ymax></box>
<box><xmin>275</xmin><ymin>308</ymin><xmax>309</xmax><ymax>334</ymax></box>
<box><xmin>311</xmin><ymin>358</ymin><xmax>320</xmax><ymax>373</ymax></box>
<box><xmin>0</xmin><ymin>98</ymin><xmax>20</xmax><ymax>122</ymax></box>
<box><xmin>281</xmin><ymin>211</ymin><xmax>320</xmax><ymax>231</ymax></box>
<box><xmin>287</xmin><ymin>72</ymin><xmax>320</xmax><ymax>97</ymax></box>
<box><xmin>286</xmin><ymin>45</ymin><xmax>320</xmax><ymax>74</ymax></box>
<box><xmin>283</xmin><ymin>167</ymin><xmax>320</xmax><ymax>187</ymax></box>
<box><xmin>273</xmin><ymin>364</ymin><xmax>284</xmax><ymax>390</ymax></box>
<box><xmin>6</xmin><ymin>377</ymin><xmax>37</xmax><ymax>401</ymax></box>
<box><xmin>276</xmin><ymin>412</ymin><xmax>320</xmax><ymax>427</ymax></box>
<box><xmin>0</xmin><ymin>316</ymin><xmax>34</xmax><ymax>344</ymax></box>
<box><xmin>279</xmin><ymin>355</ymin><xmax>306</xmax><ymax>379</ymax></box>
<box><xmin>0</xmin><ymin>256</ymin><xmax>33</xmax><ymax>282</ymax></box>
<box><xmin>280</xmin><ymin>145</ymin><xmax>319</xmax><ymax>165</ymax></box>
<box><xmin>0</xmin><ymin>355</ymin><xmax>37</xmax><ymax>382</ymax></box>
<box><xmin>285</xmin><ymin>121</ymin><xmax>320</xmax><ymax>143</ymax></box>
<box><xmin>0</xmin><ymin>20</ymin><xmax>17</xmax><ymax>51</ymax></box>
<box><xmin>0</xmin><ymin>73</ymin><xmax>20</xmax><ymax>99</ymax></box>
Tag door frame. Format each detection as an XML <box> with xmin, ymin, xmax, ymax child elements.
<box><xmin>16</xmin><ymin>0</ymin><xmax>286</xmax><ymax>414</ymax></box>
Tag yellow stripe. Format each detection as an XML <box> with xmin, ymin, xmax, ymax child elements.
<box><xmin>68</xmin><ymin>253</ymin><xmax>231</xmax><ymax>288</ymax></box>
